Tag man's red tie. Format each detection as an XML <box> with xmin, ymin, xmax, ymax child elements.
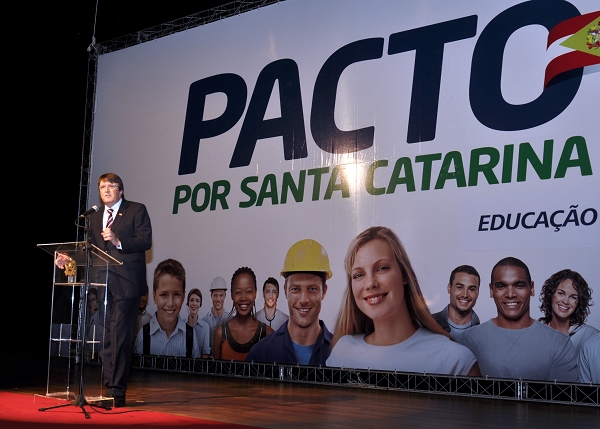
<box><xmin>106</xmin><ymin>208</ymin><xmax>114</xmax><ymax>229</ymax></box>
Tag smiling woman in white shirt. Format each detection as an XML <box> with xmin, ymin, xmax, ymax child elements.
<box><xmin>327</xmin><ymin>226</ymin><xmax>480</xmax><ymax>377</ymax></box>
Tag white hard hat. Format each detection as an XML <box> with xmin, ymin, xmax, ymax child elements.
<box><xmin>209</xmin><ymin>276</ymin><xmax>227</xmax><ymax>291</ymax></box>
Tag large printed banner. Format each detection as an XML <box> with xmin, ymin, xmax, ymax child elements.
<box><xmin>90</xmin><ymin>0</ymin><xmax>599</xmax><ymax>371</ymax></box>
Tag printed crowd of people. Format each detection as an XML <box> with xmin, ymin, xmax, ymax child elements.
<box><xmin>55</xmin><ymin>173</ymin><xmax>599</xmax><ymax>405</ymax></box>
<box><xmin>132</xmin><ymin>227</ymin><xmax>597</xmax><ymax>384</ymax></box>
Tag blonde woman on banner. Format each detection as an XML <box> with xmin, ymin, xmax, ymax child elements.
<box><xmin>327</xmin><ymin>226</ymin><xmax>480</xmax><ymax>376</ymax></box>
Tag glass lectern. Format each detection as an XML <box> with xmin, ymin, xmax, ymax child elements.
<box><xmin>37</xmin><ymin>241</ymin><xmax>122</xmax><ymax>404</ymax></box>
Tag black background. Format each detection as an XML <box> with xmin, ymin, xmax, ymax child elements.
<box><xmin>9</xmin><ymin>1</ymin><xmax>236</xmax><ymax>356</ymax></box>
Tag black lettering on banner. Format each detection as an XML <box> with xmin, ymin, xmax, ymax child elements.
<box><xmin>491</xmin><ymin>214</ymin><xmax>505</xmax><ymax>230</ymax></box>
<box><xmin>534</xmin><ymin>212</ymin><xmax>549</xmax><ymax>229</ymax></box>
<box><xmin>478</xmin><ymin>205</ymin><xmax>598</xmax><ymax>233</ymax></box>
<box><xmin>521</xmin><ymin>212</ymin><xmax>535</xmax><ymax>229</ymax></box>
<box><xmin>505</xmin><ymin>213</ymin><xmax>520</xmax><ymax>230</ymax></box>
<box><xmin>580</xmin><ymin>208</ymin><xmax>598</xmax><ymax>226</ymax></box>
<box><xmin>231</xmin><ymin>59</ymin><xmax>307</xmax><ymax>168</ymax></box>
<box><xmin>563</xmin><ymin>205</ymin><xmax>580</xmax><ymax>227</ymax></box>
<box><xmin>469</xmin><ymin>1</ymin><xmax>581</xmax><ymax>131</ymax></box>
<box><xmin>550</xmin><ymin>210</ymin><xmax>564</xmax><ymax>231</ymax></box>
<box><xmin>388</xmin><ymin>15</ymin><xmax>477</xmax><ymax>143</ymax></box>
<box><xmin>179</xmin><ymin>74</ymin><xmax>247</xmax><ymax>175</ymax></box>
<box><xmin>311</xmin><ymin>38</ymin><xmax>384</xmax><ymax>154</ymax></box>
<box><xmin>478</xmin><ymin>215</ymin><xmax>491</xmax><ymax>231</ymax></box>
<box><xmin>176</xmin><ymin>3</ymin><xmax>589</xmax><ymax>175</ymax></box>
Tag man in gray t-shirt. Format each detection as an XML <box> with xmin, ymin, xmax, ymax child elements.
<box><xmin>578</xmin><ymin>331</ymin><xmax>600</xmax><ymax>384</ymax></box>
<box><xmin>459</xmin><ymin>257</ymin><xmax>578</xmax><ymax>382</ymax></box>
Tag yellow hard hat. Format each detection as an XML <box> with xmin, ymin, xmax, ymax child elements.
<box><xmin>280</xmin><ymin>239</ymin><xmax>332</xmax><ymax>279</ymax></box>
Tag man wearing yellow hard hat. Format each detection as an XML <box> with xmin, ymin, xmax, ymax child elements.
<box><xmin>246</xmin><ymin>239</ymin><xmax>333</xmax><ymax>365</ymax></box>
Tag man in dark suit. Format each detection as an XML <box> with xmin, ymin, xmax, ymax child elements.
<box><xmin>90</xmin><ymin>172</ymin><xmax>152</xmax><ymax>407</ymax></box>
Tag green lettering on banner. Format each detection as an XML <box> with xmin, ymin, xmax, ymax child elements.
<box><xmin>307</xmin><ymin>167</ymin><xmax>330</xmax><ymax>201</ymax></box>
<box><xmin>281</xmin><ymin>170</ymin><xmax>306</xmax><ymax>204</ymax></box>
<box><xmin>366</xmin><ymin>160</ymin><xmax>387</xmax><ymax>195</ymax></box>
<box><xmin>172</xmin><ymin>135</ymin><xmax>593</xmax><ymax>214</ymax></box>
<box><xmin>415</xmin><ymin>153</ymin><xmax>442</xmax><ymax>191</ymax></box>
<box><xmin>211</xmin><ymin>180</ymin><xmax>231</xmax><ymax>211</ymax></box>
<box><xmin>192</xmin><ymin>183</ymin><xmax>211</xmax><ymax>212</ymax></box>
<box><xmin>517</xmin><ymin>140</ymin><xmax>553</xmax><ymax>182</ymax></box>
<box><xmin>555</xmin><ymin>136</ymin><xmax>593</xmax><ymax>178</ymax></box>
<box><xmin>435</xmin><ymin>151</ymin><xmax>467</xmax><ymax>189</ymax></box>
<box><xmin>324</xmin><ymin>166</ymin><xmax>351</xmax><ymax>200</ymax></box>
<box><xmin>239</xmin><ymin>176</ymin><xmax>259</xmax><ymax>208</ymax></box>
<box><xmin>173</xmin><ymin>185</ymin><xmax>192</xmax><ymax>214</ymax></box>
<box><xmin>468</xmin><ymin>147</ymin><xmax>500</xmax><ymax>186</ymax></box>
<box><xmin>386</xmin><ymin>157</ymin><xmax>416</xmax><ymax>193</ymax></box>
<box><xmin>257</xmin><ymin>174</ymin><xmax>279</xmax><ymax>207</ymax></box>
<box><xmin>501</xmin><ymin>144</ymin><xmax>514</xmax><ymax>184</ymax></box>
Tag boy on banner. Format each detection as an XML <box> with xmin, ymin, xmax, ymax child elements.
<box><xmin>134</xmin><ymin>259</ymin><xmax>201</xmax><ymax>358</ymax></box>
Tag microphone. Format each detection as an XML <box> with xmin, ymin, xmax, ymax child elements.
<box><xmin>79</xmin><ymin>205</ymin><xmax>99</xmax><ymax>217</ymax></box>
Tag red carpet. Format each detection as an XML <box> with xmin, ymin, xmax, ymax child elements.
<box><xmin>0</xmin><ymin>392</ymin><xmax>260</xmax><ymax>428</ymax></box>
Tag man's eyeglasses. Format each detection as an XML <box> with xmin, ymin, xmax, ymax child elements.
<box><xmin>100</xmin><ymin>184</ymin><xmax>119</xmax><ymax>191</ymax></box>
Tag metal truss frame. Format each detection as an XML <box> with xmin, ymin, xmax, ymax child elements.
<box><xmin>132</xmin><ymin>355</ymin><xmax>599</xmax><ymax>407</ymax></box>
<box><xmin>93</xmin><ymin>0</ymin><xmax>284</xmax><ymax>55</ymax></box>
<box><xmin>76</xmin><ymin>51</ymin><xmax>99</xmax><ymax>242</ymax></box>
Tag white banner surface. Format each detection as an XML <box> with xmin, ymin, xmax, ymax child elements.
<box><xmin>90</xmin><ymin>0</ymin><xmax>599</xmax><ymax>338</ymax></box>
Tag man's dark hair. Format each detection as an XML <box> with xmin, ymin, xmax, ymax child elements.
<box><xmin>187</xmin><ymin>288</ymin><xmax>203</xmax><ymax>306</ymax></box>
<box><xmin>263</xmin><ymin>277</ymin><xmax>279</xmax><ymax>292</ymax></box>
<box><xmin>491</xmin><ymin>257</ymin><xmax>531</xmax><ymax>284</ymax></box>
<box><xmin>153</xmin><ymin>259</ymin><xmax>186</xmax><ymax>292</ymax></box>
<box><xmin>539</xmin><ymin>269</ymin><xmax>593</xmax><ymax>326</ymax></box>
<box><xmin>98</xmin><ymin>172</ymin><xmax>125</xmax><ymax>197</ymax></box>
<box><xmin>449</xmin><ymin>265</ymin><xmax>480</xmax><ymax>286</ymax></box>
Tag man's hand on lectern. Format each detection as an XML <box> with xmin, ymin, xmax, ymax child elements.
<box><xmin>55</xmin><ymin>252</ymin><xmax>70</xmax><ymax>269</ymax></box>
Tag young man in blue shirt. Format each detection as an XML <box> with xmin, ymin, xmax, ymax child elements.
<box><xmin>246</xmin><ymin>239</ymin><xmax>333</xmax><ymax>366</ymax></box>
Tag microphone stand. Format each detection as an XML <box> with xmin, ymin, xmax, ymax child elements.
<box><xmin>39</xmin><ymin>214</ymin><xmax>110</xmax><ymax>418</ymax></box>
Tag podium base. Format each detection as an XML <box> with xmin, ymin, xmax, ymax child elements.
<box><xmin>38</xmin><ymin>394</ymin><xmax>113</xmax><ymax>419</ymax></box>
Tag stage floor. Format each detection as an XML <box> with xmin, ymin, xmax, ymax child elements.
<box><xmin>1</xmin><ymin>352</ymin><xmax>598</xmax><ymax>428</ymax></box>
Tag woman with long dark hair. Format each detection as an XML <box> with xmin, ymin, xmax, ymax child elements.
<box><xmin>539</xmin><ymin>268</ymin><xmax>598</xmax><ymax>354</ymax></box>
